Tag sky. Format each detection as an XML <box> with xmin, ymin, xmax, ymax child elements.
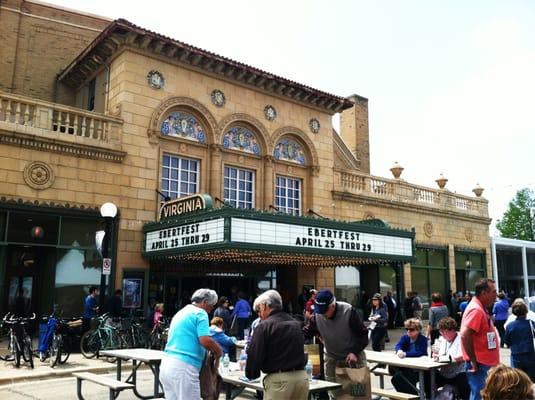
<box><xmin>45</xmin><ymin>0</ymin><xmax>535</xmax><ymax>233</ymax></box>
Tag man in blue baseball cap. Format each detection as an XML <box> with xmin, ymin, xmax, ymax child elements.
<box><xmin>303</xmin><ymin>289</ymin><xmax>369</xmax><ymax>399</ymax></box>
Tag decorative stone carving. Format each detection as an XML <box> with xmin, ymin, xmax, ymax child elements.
<box><xmin>108</xmin><ymin>103</ymin><xmax>122</xmax><ymax>117</ymax></box>
<box><xmin>363</xmin><ymin>211</ymin><xmax>375</xmax><ymax>220</ymax></box>
<box><xmin>287</xmin><ymin>166</ymin><xmax>294</xmax><ymax>174</ymax></box>
<box><xmin>435</xmin><ymin>173</ymin><xmax>448</xmax><ymax>189</ymax></box>
<box><xmin>465</xmin><ymin>228</ymin><xmax>474</xmax><ymax>242</ymax></box>
<box><xmin>423</xmin><ymin>221</ymin><xmax>433</xmax><ymax>238</ymax></box>
<box><xmin>390</xmin><ymin>161</ymin><xmax>404</xmax><ymax>179</ymax></box>
<box><xmin>472</xmin><ymin>183</ymin><xmax>484</xmax><ymax>197</ymax></box>
<box><xmin>179</xmin><ymin>143</ymin><xmax>187</xmax><ymax>152</ymax></box>
<box><xmin>23</xmin><ymin>161</ymin><xmax>55</xmax><ymax>190</ymax></box>
<box><xmin>238</xmin><ymin>155</ymin><xmax>245</xmax><ymax>164</ymax></box>
<box><xmin>311</xmin><ymin>165</ymin><xmax>320</xmax><ymax>176</ymax></box>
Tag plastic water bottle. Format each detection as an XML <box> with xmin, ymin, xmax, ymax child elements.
<box><xmin>305</xmin><ymin>360</ymin><xmax>313</xmax><ymax>382</ymax></box>
<box><xmin>239</xmin><ymin>350</ymin><xmax>247</xmax><ymax>371</ymax></box>
<box><xmin>222</xmin><ymin>353</ymin><xmax>230</xmax><ymax>374</ymax></box>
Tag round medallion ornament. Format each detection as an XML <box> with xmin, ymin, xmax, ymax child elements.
<box><xmin>211</xmin><ymin>90</ymin><xmax>226</xmax><ymax>107</ymax></box>
<box><xmin>264</xmin><ymin>105</ymin><xmax>277</xmax><ymax>121</ymax></box>
<box><xmin>147</xmin><ymin>70</ymin><xmax>165</xmax><ymax>89</ymax></box>
<box><xmin>23</xmin><ymin>161</ymin><xmax>55</xmax><ymax>190</ymax></box>
<box><xmin>423</xmin><ymin>221</ymin><xmax>433</xmax><ymax>238</ymax></box>
<box><xmin>309</xmin><ymin>118</ymin><xmax>320</xmax><ymax>133</ymax></box>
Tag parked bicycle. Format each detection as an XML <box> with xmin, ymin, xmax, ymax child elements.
<box><xmin>147</xmin><ymin>317</ymin><xmax>169</xmax><ymax>350</ymax></box>
<box><xmin>38</xmin><ymin>316</ymin><xmax>81</xmax><ymax>367</ymax></box>
<box><xmin>80</xmin><ymin>313</ymin><xmax>127</xmax><ymax>360</ymax></box>
<box><xmin>2</xmin><ymin>312</ymin><xmax>35</xmax><ymax>368</ymax></box>
<box><xmin>121</xmin><ymin>315</ymin><xmax>149</xmax><ymax>349</ymax></box>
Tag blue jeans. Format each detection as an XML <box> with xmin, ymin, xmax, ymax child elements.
<box><xmin>466</xmin><ymin>362</ymin><xmax>491</xmax><ymax>400</ymax></box>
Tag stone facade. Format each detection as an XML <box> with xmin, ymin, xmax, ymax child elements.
<box><xmin>0</xmin><ymin>1</ymin><xmax>491</xmax><ymax>310</ymax></box>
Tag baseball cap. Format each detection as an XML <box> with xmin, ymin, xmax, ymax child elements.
<box><xmin>314</xmin><ymin>289</ymin><xmax>335</xmax><ymax>314</ymax></box>
<box><xmin>372</xmin><ymin>293</ymin><xmax>382</xmax><ymax>300</ymax></box>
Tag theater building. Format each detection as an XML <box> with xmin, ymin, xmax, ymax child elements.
<box><xmin>0</xmin><ymin>0</ymin><xmax>491</xmax><ymax>317</ymax></box>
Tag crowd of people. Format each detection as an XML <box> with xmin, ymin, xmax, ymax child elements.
<box><xmin>81</xmin><ymin>278</ymin><xmax>535</xmax><ymax>400</ymax></box>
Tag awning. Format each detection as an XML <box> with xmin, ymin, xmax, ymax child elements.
<box><xmin>142</xmin><ymin>207</ymin><xmax>415</xmax><ymax>267</ymax></box>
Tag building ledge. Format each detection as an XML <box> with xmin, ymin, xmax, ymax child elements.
<box><xmin>0</xmin><ymin>90</ymin><xmax>126</xmax><ymax>163</ymax></box>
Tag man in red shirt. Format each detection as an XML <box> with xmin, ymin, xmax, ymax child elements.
<box><xmin>460</xmin><ymin>278</ymin><xmax>499</xmax><ymax>400</ymax></box>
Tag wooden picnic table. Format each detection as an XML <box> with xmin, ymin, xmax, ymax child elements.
<box><xmin>364</xmin><ymin>350</ymin><xmax>449</xmax><ymax>400</ymax></box>
<box><xmin>99</xmin><ymin>348</ymin><xmax>165</xmax><ymax>399</ymax></box>
<box><xmin>221</xmin><ymin>362</ymin><xmax>341</xmax><ymax>400</ymax></box>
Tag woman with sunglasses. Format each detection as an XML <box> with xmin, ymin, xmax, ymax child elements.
<box><xmin>391</xmin><ymin>318</ymin><xmax>429</xmax><ymax>396</ymax></box>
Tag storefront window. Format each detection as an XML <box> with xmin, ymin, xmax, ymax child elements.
<box><xmin>60</xmin><ymin>217</ymin><xmax>101</xmax><ymax>247</ymax></box>
<box><xmin>275</xmin><ymin>176</ymin><xmax>301</xmax><ymax>216</ymax></box>
<box><xmin>224</xmin><ymin>166</ymin><xmax>254</xmax><ymax>209</ymax></box>
<box><xmin>455</xmin><ymin>250</ymin><xmax>486</xmax><ymax>295</ymax></box>
<box><xmin>7</xmin><ymin>212</ymin><xmax>59</xmax><ymax>245</ymax></box>
<box><xmin>379</xmin><ymin>264</ymin><xmax>396</xmax><ymax>294</ymax></box>
<box><xmin>54</xmin><ymin>248</ymin><xmax>101</xmax><ymax>317</ymax></box>
<box><xmin>335</xmin><ymin>266</ymin><xmax>360</xmax><ymax>308</ymax></box>
<box><xmin>411</xmin><ymin>247</ymin><xmax>448</xmax><ymax>306</ymax></box>
<box><xmin>161</xmin><ymin>154</ymin><xmax>199</xmax><ymax>200</ymax></box>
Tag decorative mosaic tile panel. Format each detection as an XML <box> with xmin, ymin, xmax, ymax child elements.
<box><xmin>222</xmin><ymin>126</ymin><xmax>260</xmax><ymax>155</ymax></box>
<box><xmin>273</xmin><ymin>138</ymin><xmax>306</xmax><ymax>165</ymax></box>
<box><xmin>161</xmin><ymin>111</ymin><xmax>206</xmax><ymax>143</ymax></box>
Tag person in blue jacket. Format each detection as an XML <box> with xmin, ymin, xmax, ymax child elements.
<box><xmin>392</xmin><ymin>318</ymin><xmax>429</xmax><ymax>396</ymax></box>
<box><xmin>492</xmin><ymin>291</ymin><xmax>509</xmax><ymax>347</ymax></box>
<box><xmin>232</xmin><ymin>292</ymin><xmax>251</xmax><ymax>340</ymax></box>
<box><xmin>209</xmin><ymin>316</ymin><xmax>237</xmax><ymax>361</ymax></box>
<box><xmin>504</xmin><ymin>298</ymin><xmax>535</xmax><ymax>380</ymax></box>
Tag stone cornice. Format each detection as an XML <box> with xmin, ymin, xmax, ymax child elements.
<box><xmin>0</xmin><ymin>129</ymin><xmax>126</xmax><ymax>163</ymax></box>
<box><xmin>58</xmin><ymin>19</ymin><xmax>354</xmax><ymax>114</ymax></box>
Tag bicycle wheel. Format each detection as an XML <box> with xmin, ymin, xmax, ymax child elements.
<box><xmin>58</xmin><ymin>335</ymin><xmax>70</xmax><ymax>364</ymax></box>
<box><xmin>80</xmin><ymin>330</ymin><xmax>100</xmax><ymax>358</ymax></box>
<box><xmin>50</xmin><ymin>334</ymin><xmax>61</xmax><ymax>368</ymax></box>
<box><xmin>23</xmin><ymin>335</ymin><xmax>34</xmax><ymax>368</ymax></box>
<box><xmin>10</xmin><ymin>335</ymin><xmax>21</xmax><ymax>368</ymax></box>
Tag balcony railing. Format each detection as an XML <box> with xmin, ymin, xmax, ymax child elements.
<box><xmin>0</xmin><ymin>91</ymin><xmax>125</xmax><ymax>162</ymax></box>
<box><xmin>336</xmin><ymin>169</ymin><xmax>489</xmax><ymax>218</ymax></box>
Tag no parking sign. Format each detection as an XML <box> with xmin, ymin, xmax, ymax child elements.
<box><xmin>102</xmin><ymin>258</ymin><xmax>112</xmax><ymax>275</ymax></box>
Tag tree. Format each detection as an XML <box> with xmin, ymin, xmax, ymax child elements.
<box><xmin>496</xmin><ymin>188</ymin><xmax>535</xmax><ymax>241</ymax></box>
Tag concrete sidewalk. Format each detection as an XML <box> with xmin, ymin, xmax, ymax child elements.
<box><xmin>0</xmin><ymin>328</ymin><xmax>512</xmax><ymax>399</ymax></box>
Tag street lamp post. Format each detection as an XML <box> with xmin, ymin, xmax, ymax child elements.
<box><xmin>99</xmin><ymin>202</ymin><xmax>117</xmax><ymax>309</ymax></box>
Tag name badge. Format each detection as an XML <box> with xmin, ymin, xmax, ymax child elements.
<box><xmin>487</xmin><ymin>332</ymin><xmax>497</xmax><ymax>350</ymax></box>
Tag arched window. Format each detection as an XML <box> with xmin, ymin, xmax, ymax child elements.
<box><xmin>222</xmin><ymin>126</ymin><xmax>260</xmax><ymax>155</ymax></box>
<box><xmin>160</xmin><ymin>111</ymin><xmax>206</xmax><ymax>143</ymax></box>
<box><xmin>273</xmin><ymin>138</ymin><xmax>306</xmax><ymax>165</ymax></box>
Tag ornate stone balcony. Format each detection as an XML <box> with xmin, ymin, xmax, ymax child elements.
<box><xmin>334</xmin><ymin>169</ymin><xmax>489</xmax><ymax>220</ymax></box>
<box><xmin>0</xmin><ymin>91</ymin><xmax>125</xmax><ymax>162</ymax></box>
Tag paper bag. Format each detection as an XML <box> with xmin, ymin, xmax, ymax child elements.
<box><xmin>334</xmin><ymin>366</ymin><xmax>372</xmax><ymax>400</ymax></box>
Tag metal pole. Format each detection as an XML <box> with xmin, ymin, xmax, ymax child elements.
<box><xmin>99</xmin><ymin>216</ymin><xmax>112</xmax><ymax>310</ymax></box>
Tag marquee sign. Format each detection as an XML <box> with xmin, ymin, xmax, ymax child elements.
<box><xmin>159</xmin><ymin>194</ymin><xmax>213</xmax><ymax>220</ymax></box>
<box><xmin>230</xmin><ymin>218</ymin><xmax>412</xmax><ymax>257</ymax></box>
<box><xmin>145</xmin><ymin>218</ymin><xmax>225</xmax><ymax>252</ymax></box>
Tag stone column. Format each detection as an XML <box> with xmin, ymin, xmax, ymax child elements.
<box><xmin>263</xmin><ymin>155</ymin><xmax>274</xmax><ymax>209</ymax></box>
<box><xmin>448</xmin><ymin>244</ymin><xmax>457</xmax><ymax>293</ymax></box>
<box><xmin>209</xmin><ymin>144</ymin><xmax>222</xmax><ymax>197</ymax></box>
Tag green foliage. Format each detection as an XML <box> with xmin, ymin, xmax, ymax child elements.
<box><xmin>496</xmin><ymin>188</ymin><xmax>535</xmax><ymax>241</ymax></box>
